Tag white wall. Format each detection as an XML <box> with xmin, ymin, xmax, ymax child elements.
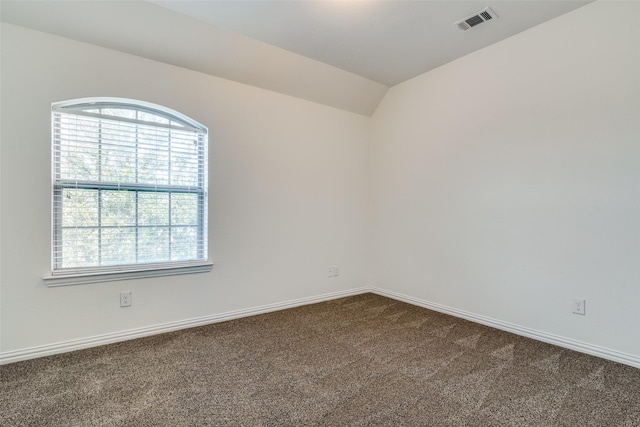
<box><xmin>0</xmin><ymin>23</ymin><xmax>369</xmax><ymax>355</ymax></box>
<box><xmin>370</xmin><ymin>1</ymin><xmax>640</xmax><ymax>357</ymax></box>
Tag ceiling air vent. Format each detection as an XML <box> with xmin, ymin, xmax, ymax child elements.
<box><xmin>455</xmin><ymin>7</ymin><xmax>498</xmax><ymax>31</ymax></box>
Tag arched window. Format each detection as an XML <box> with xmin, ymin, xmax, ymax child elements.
<box><xmin>48</xmin><ymin>98</ymin><xmax>209</xmax><ymax>285</ymax></box>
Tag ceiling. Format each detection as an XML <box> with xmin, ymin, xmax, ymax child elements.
<box><xmin>1</xmin><ymin>0</ymin><xmax>591</xmax><ymax>115</ymax></box>
<box><xmin>154</xmin><ymin>0</ymin><xmax>591</xmax><ymax>87</ymax></box>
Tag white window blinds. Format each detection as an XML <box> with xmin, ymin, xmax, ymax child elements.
<box><xmin>52</xmin><ymin>99</ymin><xmax>208</xmax><ymax>275</ymax></box>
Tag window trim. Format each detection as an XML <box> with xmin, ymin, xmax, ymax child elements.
<box><xmin>47</xmin><ymin>98</ymin><xmax>210</xmax><ymax>285</ymax></box>
<box><xmin>43</xmin><ymin>261</ymin><xmax>213</xmax><ymax>287</ymax></box>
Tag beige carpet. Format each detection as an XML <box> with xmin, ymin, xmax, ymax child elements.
<box><xmin>1</xmin><ymin>293</ymin><xmax>639</xmax><ymax>426</ymax></box>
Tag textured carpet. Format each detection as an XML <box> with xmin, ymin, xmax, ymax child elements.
<box><xmin>1</xmin><ymin>293</ymin><xmax>639</xmax><ymax>426</ymax></box>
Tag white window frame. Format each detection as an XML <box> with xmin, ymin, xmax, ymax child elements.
<box><xmin>44</xmin><ymin>98</ymin><xmax>211</xmax><ymax>287</ymax></box>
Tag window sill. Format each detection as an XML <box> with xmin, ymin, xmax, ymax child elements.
<box><xmin>43</xmin><ymin>262</ymin><xmax>213</xmax><ymax>287</ymax></box>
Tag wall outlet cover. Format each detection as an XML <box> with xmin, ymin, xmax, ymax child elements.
<box><xmin>571</xmin><ymin>297</ymin><xmax>585</xmax><ymax>315</ymax></box>
<box><xmin>120</xmin><ymin>291</ymin><xmax>132</xmax><ymax>307</ymax></box>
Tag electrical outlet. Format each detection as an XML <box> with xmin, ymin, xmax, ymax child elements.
<box><xmin>120</xmin><ymin>291</ymin><xmax>132</xmax><ymax>307</ymax></box>
<box><xmin>328</xmin><ymin>265</ymin><xmax>339</xmax><ymax>277</ymax></box>
<box><xmin>571</xmin><ymin>297</ymin><xmax>585</xmax><ymax>315</ymax></box>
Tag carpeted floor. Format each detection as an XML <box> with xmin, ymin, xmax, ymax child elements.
<box><xmin>1</xmin><ymin>293</ymin><xmax>639</xmax><ymax>426</ymax></box>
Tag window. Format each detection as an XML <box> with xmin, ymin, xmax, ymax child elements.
<box><xmin>47</xmin><ymin>98</ymin><xmax>210</xmax><ymax>286</ymax></box>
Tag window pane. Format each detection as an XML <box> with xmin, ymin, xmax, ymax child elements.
<box><xmin>102</xmin><ymin>190</ymin><xmax>136</xmax><ymax>226</ymax></box>
<box><xmin>101</xmin><ymin>108</ymin><xmax>136</xmax><ymax>119</ymax></box>
<box><xmin>170</xmin><ymin>130</ymin><xmax>199</xmax><ymax>186</ymax></box>
<box><xmin>138</xmin><ymin>127</ymin><xmax>170</xmax><ymax>185</ymax></box>
<box><xmin>62</xmin><ymin>189</ymin><xmax>98</xmax><ymax>227</ymax></box>
<box><xmin>58</xmin><ymin>115</ymin><xmax>99</xmax><ymax>181</ymax></box>
<box><xmin>171</xmin><ymin>226</ymin><xmax>197</xmax><ymax>261</ymax></box>
<box><xmin>138</xmin><ymin>110</ymin><xmax>170</xmax><ymax>125</ymax></box>
<box><xmin>171</xmin><ymin>193</ymin><xmax>198</xmax><ymax>225</ymax></box>
<box><xmin>101</xmin><ymin>121</ymin><xmax>136</xmax><ymax>182</ymax></box>
<box><xmin>101</xmin><ymin>227</ymin><xmax>136</xmax><ymax>265</ymax></box>
<box><xmin>139</xmin><ymin>227</ymin><xmax>170</xmax><ymax>263</ymax></box>
<box><xmin>61</xmin><ymin>228</ymin><xmax>99</xmax><ymax>268</ymax></box>
<box><xmin>139</xmin><ymin>192</ymin><xmax>169</xmax><ymax>226</ymax></box>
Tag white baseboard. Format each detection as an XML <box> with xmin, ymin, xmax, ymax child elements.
<box><xmin>370</xmin><ymin>287</ymin><xmax>640</xmax><ymax>369</ymax></box>
<box><xmin>0</xmin><ymin>287</ymin><xmax>369</xmax><ymax>365</ymax></box>
<box><xmin>4</xmin><ymin>286</ymin><xmax>639</xmax><ymax>369</ymax></box>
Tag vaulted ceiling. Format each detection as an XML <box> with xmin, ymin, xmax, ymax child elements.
<box><xmin>1</xmin><ymin>0</ymin><xmax>591</xmax><ymax>115</ymax></box>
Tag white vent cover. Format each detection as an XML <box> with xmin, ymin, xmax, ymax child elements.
<box><xmin>455</xmin><ymin>7</ymin><xmax>498</xmax><ymax>31</ymax></box>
